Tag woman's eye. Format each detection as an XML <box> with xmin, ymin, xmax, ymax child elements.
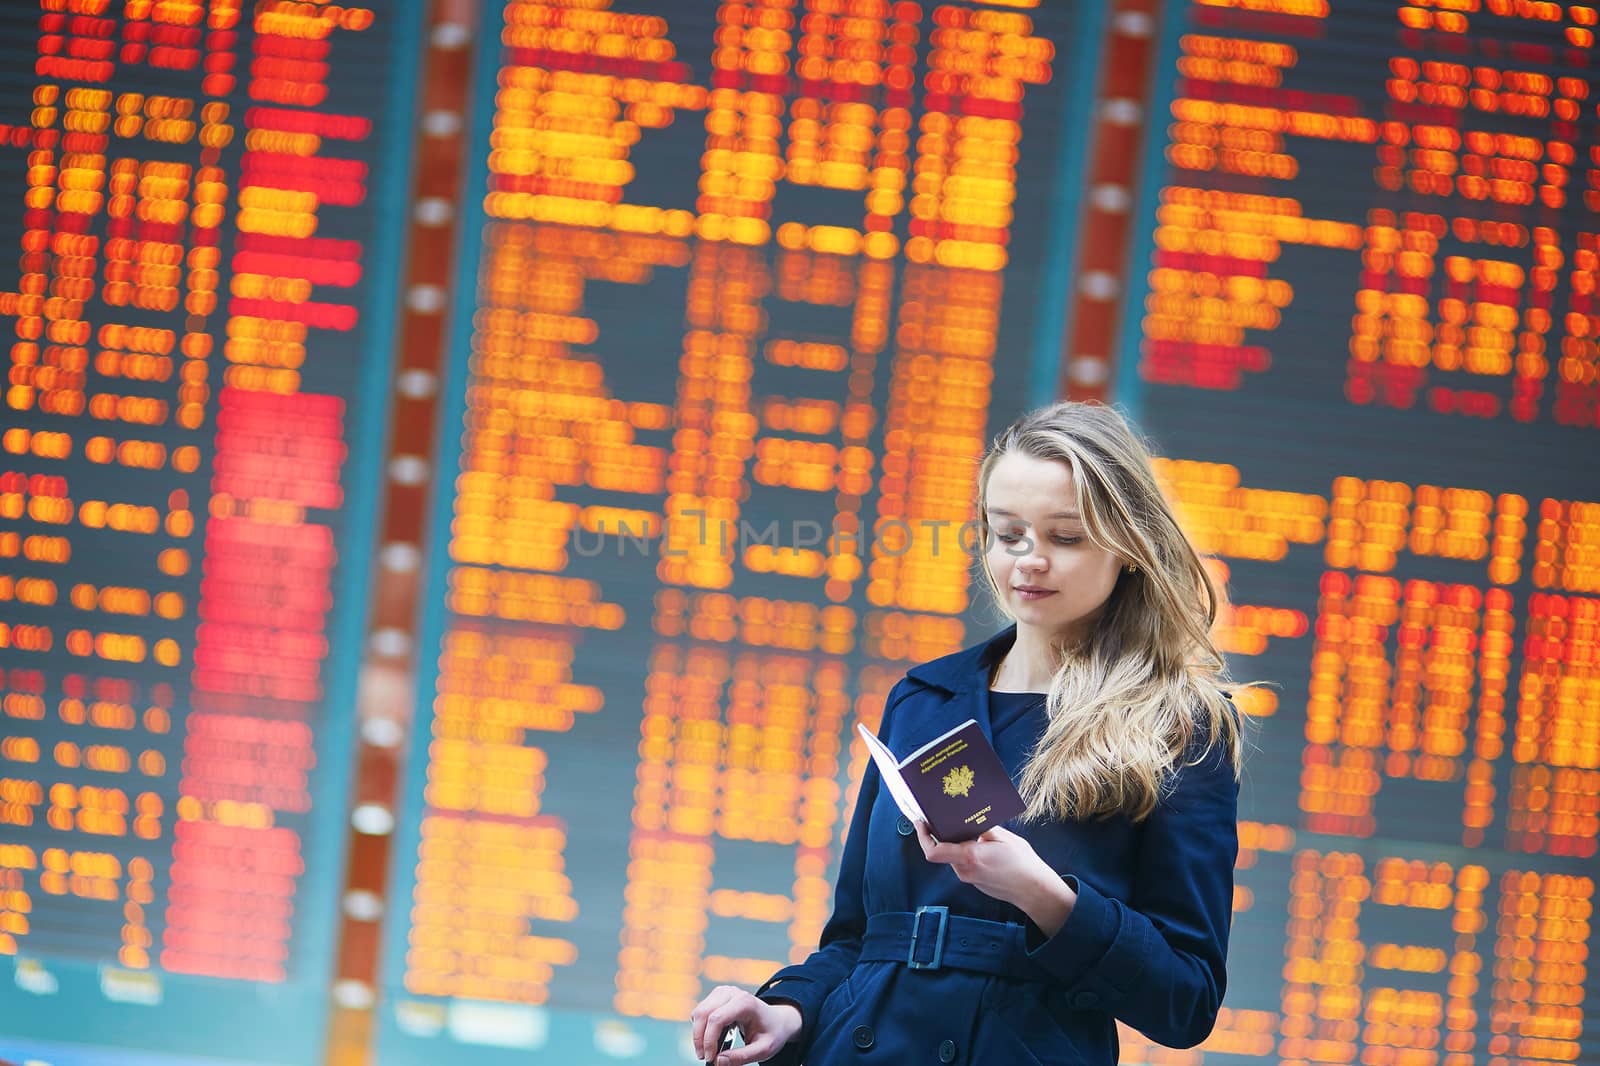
<box><xmin>993</xmin><ymin>532</ymin><xmax>1079</xmax><ymax>546</ymax></box>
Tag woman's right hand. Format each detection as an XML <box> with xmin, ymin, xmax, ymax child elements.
<box><xmin>690</xmin><ymin>985</ymin><xmax>803</xmax><ymax>1066</ymax></box>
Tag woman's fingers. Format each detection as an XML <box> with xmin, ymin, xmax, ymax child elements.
<box><xmin>720</xmin><ymin>1031</ymin><xmax>781</xmax><ymax>1066</ymax></box>
<box><xmin>915</xmin><ymin>821</ymin><xmax>1024</xmax><ymax>885</ymax></box>
<box><xmin>701</xmin><ymin>1004</ymin><xmax>746</xmax><ymax>1060</ymax></box>
<box><xmin>915</xmin><ymin>820</ymin><xmax>970</xmax><ymax>866</ymax></box>
<box><xmin>689</xmin><ymin>986</ymin><xmax>738</xmax><ymax>1059</ymax></box>
<box><xmin>688</xmin><ymin>987</ymin><xmax>717</xmax><ymax>1056</ymax></box>
<box><xmin>915</xmin><ymin>820</ymin><xmax>956</xmax><ymax>860</ymax></box>
<box><xmin>692</xmin><ymin>990</ymin><xmax>805</xmax><ymax>1064</ymax></box>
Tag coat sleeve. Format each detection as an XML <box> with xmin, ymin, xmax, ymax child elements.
<box><xmin>752</xmin><ymin>679</ymin><xmax>913</xmax><ymax>1065</ymax></box>
<box><xmin>1023</xmin><ymin>742</ymin><xmax>1240</xmax><ymax>1049</ymax></box>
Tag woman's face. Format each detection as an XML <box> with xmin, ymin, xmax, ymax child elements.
<box><xmin>983</xmin><ymin>451</ymin><xmax>1125</xmax><ymax>645</ymax></box>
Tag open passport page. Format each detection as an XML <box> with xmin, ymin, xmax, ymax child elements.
<box><xmin>856</xmin><ymin>719</ymin><xmax>1026</xmax><ymax>843</ymax></box>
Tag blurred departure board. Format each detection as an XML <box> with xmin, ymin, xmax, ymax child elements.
<box><xmin>1117</xmin><ymin>3</ymin><xmax>1600</xmax><ymax>1066</ymax></box>
<box><xmin>377</xmin><ymin>1</ymin><xmax>1100</xmax><ymax>1061</ymax></box>
<box><xmin>0</xmin><ymin>3</ymin><xmax>419</xmax><ymax>1064</ymax></box>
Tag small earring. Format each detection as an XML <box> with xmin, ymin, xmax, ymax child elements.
<box><xmin>1125</xmin><ymin>563</ymin><xmax>1138</xmax><ymax>574</ymax></box>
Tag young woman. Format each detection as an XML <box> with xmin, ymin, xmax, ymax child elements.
<box><xmin>691</xmin><ymin>401</ymin><xmax>1246</xmax><ymax>1066</ymax></box>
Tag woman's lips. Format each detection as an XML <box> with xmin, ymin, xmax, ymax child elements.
<box><xmin>1014</xmin><ymin>587</ymin><xmax>1056</xmax><ymax>601</ymax></box>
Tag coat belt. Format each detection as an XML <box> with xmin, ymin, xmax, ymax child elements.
<box><xmin>858</xmin><ymin>908</ymin><xmax>1049</xmax><ymax>980</ymax></box>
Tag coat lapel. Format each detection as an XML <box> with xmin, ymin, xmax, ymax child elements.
<box><xmin>892</xmin><ymin>684</ymin><xmax>991</xmax><ymax>758</ymax></box>
<box><xmin>972</xmin><ymin>680</ymin><xmax>995</xmax><ymax>748</ymax></box>
<box><xmin>895</xmin><ymin>625</ymin><xmax>1015</xmax><ymax>755</ymax></box>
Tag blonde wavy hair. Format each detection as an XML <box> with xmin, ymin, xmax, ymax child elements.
<box><xmin>975</xmin><ymin>401</ymin><xmax>1247</xmax><ymax>822</ymax></box>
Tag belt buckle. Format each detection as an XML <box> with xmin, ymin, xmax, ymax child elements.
<box><xmin>906</xmin><ymin>905</ymin><xmax>949</xmax><ymax>970</ymax></box>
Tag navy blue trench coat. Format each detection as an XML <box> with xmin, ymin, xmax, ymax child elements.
<box><xmin>755</xmin><ymin>625</ymin><xmax>1239</xmax><ymax>1066</ymax></box>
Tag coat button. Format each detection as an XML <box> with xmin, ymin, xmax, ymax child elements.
<box><xmin>852</xmin><ymin>1024</ymin><xmax>875</xmax><ymax>1050</ymax></box>
<box><xmin>938</xmin><ymin>1038</ymin><xmax>958</xmax><ymax>1062</ymax></box>
<box><xmin>1071</xmin><ymin>990</ymin><xmax>1100</xmax><ymax>1009</ymax></box>
<box><xmin>896</xmin><ymin>815</ymin><xmax>914</xmax><ymax>836</ymax></box>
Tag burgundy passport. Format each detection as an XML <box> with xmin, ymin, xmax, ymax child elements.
<box><xmin>857</xmin><ymin>718</ymin><xmax>1026</xmax><ymax>843</ymax></box>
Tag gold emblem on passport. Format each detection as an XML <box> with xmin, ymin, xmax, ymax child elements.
<box><xmin>942</xmin><ymin>765</ymin><xmax>975</xmax><ymax>798</ymax></box>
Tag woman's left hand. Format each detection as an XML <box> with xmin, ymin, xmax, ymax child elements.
<box><xmin>914</xmin><ymin>821</ymin><xmax>1077</xmax><ymax>936</ymax></box>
